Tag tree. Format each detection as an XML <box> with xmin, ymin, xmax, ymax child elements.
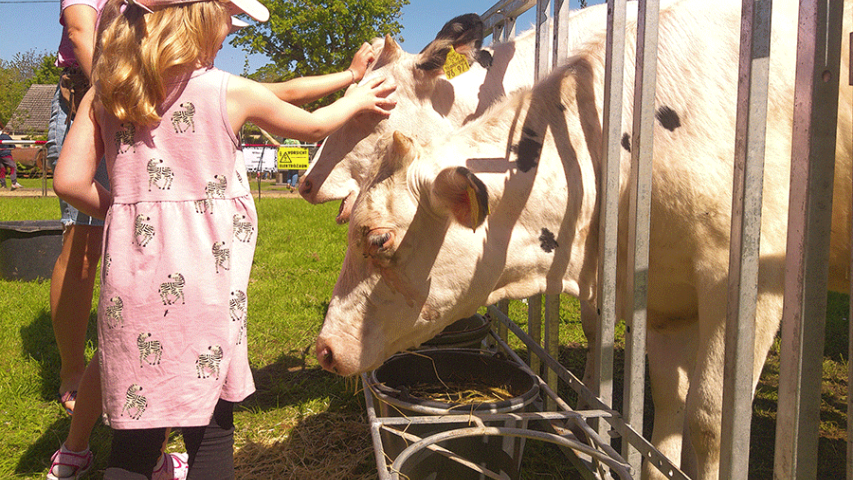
<box><xmin>230</xmin><ymin>0</ymin><xmax>408</xmax><ymax>109</ymax></box>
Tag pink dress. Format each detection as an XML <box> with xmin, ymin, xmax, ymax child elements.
<box><xmin>96</xmin><ymin>68</ymin><xmax>256</xmax><ymax>429</ymax></box>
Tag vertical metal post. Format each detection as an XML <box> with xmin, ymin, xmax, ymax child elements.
<box><xmin>848</xmin><ymin>31</ymin><xmax>853</xmax><ymax>480</ymax></box>
<box><xmin>623</xmin><ymin>0</ymin><xmax>659</xmax><ymax>472</ymax></box>
<box><xmin>494</xmin><ymin>22</ymin><xmax>507</xmax><ymax>44</ymax></box>
<box><xmin>528</xmin><ymin>295</ymin><xmax>543</xmax><ymax>374</ymax></box>
<box><xmin>544</xmin><ymin>293</ymin><xmax>561</xmax><ymax>411</ymax></box>
<box><xmin>535</xmin><ymin>0</ymin><xmax>553</xmax><ymax>81</ymax></box>
<box><xmin>719</xmin><ymin>0</ymin><xmax>773</xmax><ymax>478</ymax></box>
<box><xmin>497</xmin><ymin>299</ymin><xmax>510</xmax><ymax>343</ymax></box>
<box><xmin>553</xmin><ymin>0</ymin><xmax>571</xmax><ymax>66</ymax></box>
<box><xmin>774</xmin><ymin>0</ymin><xmax>843</xmax><ymax>477</ymax></box>
<box><xmin>595</xmin><ymin>0</ymin><xmax>627</xmax><ymax>435</ymax></box>
<box><xmin>502</xmin><ymin>16</ymin><xmax>518</xmax><ymax>41</ymax></box>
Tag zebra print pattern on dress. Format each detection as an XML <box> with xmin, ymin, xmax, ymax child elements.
<box><xmin>230</xmin><ymin>290</ymin><xmax>248</xmax><ymax>345</ymax></box>
<box><xmin>196</xmin><ymin>345</ymin><xmax>223</xmax><ymax>380</ymax></box>
<box><xmin>120</xmin><ymin>384</ymin><xmax>147</xmax><ymax>420</ymax></box>
<box><xmin>171</xmin><ymin>102</ymin><xmax>196</xmax><ymax>133</ymax></box>
<box><xmin>146</xmin><ymin>158</ymin><xmax>174</xmax><ymax>191</ymax></box>
<box><xmin>137</xmin><ymin>333</ymin><xmax>163</xmax><ymax>367</ymax></box>
<box><xmin>115</xmin><ymin>123</ymin><xmax>136</xmax><ymax>154</ymax></box>
<box><xmin>134</xmin><ymin>215</ymin><xmax>155</xmax><ymax>248</ymax></box>
<box><xmin>212</xmin><ymin>241</ymin><xmax>230</xmax><ymax>273</ymax></box>
<box><xmin>104</xmin><ymin>296</ymin><xmax>124</xmax><ymax>329</ymax></box>
<box><xmin>194</xmin><ymin>175</ymin><xmax>227</xmax><ymax>214</ymax></box>
<box><xmin>233</xmin><ymin>214</ymin><xmax>254</xmax><ymax>243</ymax></box>
<box><xmin>158</xmin><ymin>273</ymin><xmax>185</xmax><ymax>305</ymax></box>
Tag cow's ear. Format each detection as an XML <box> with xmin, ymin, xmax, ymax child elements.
<box><xmin>416</xmin><ymin>13</ymin><xmax>492</xmax><ymax>72</ymax></box>
<box><xmin>372</xmin><ymin>132</ymin><xmax>417</xmax><ymax>184</ymax></box>
<box><xmin>390</xmin><ymin>131</ymin><xmax>416</xmax><ymax>169</ymax></box>
<box><xmin>374</xmin><ymin>34</ymin><xmax>403</xmax><ymax>70</ymax></box>
<box><xmin>431</xmin><ymin>166</ymin><xmax>490</xmax><ymax>230</ymax></box>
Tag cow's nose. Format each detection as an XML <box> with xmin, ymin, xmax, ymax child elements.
<box><xmin>315</xmin><ymin>338</ymin><xmax>337</xmax><ymax>373</ymax></box>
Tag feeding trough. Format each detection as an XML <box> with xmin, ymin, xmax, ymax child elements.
<box><xmin>0</xmin><ymin>221</ymin><xmax>63</xmax><ymax>282</ymax></box>
<box><xmin>420</xmin><ymin>313</ymin><xmax>491</xmax><ymax>349</ymax></box>
<box><xmin>367</xmin><ymin>349</ymin><xmax>539</xmax><ymax>480</ymax></box>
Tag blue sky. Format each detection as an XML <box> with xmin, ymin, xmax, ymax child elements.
<box><xmin>0</xmin><ymin>0</ymin><xmax>549</xmax><ymax>76</ymax></box>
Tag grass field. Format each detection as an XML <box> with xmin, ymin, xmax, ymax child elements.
<box><xmin>0</xmin><ymin>191</ymin><xmax>847</xmax><ymax>479</ymax></box>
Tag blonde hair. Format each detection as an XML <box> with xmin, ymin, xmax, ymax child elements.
<box><xmin>93</xmin><ymin>0</ymin><xmax>229</xmax><ymax>125</ymax></box>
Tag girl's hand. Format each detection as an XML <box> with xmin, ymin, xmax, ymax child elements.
<box><xmin>348</xmin><ymin>42</ymin><xmax>376</xmax><ymax>83</ymax></box>
<box><xmin>345</xmin><ymin>77</ymin><xmax>397</xmax><ymax>117</ymax></box>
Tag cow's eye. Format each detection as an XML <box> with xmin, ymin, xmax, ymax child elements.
<box><xmin>365</xmin><ymin>229</ymin><xmax>395</xmax><ymax>259</ymax></box>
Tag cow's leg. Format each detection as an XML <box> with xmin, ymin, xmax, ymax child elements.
<box><xmin>686</xmin><ymin>275</ymin><xmax>783</xmax><ymax>479</ymax></box>
<box><xmin>643</xmin><ymin>320</ymin><xmax>698</xmax><ymax>480</ymax></box>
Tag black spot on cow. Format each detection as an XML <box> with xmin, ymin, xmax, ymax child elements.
<box><xmin>621</xmin><ymin>133</ymin><xmax>631</xmax><ymax>152</ymax></box>
<box><xmin>656</xmin><ymin>106</ymin><xmax>681</xmax><ymax>131</ymax></box>
<box><xmin>539</xmin><ymin>228</ymin><xmax>559</xmax><ymax>253</ymax></box>
<box><xmin>514</xmin><ymin>128</ymin><xmax>542</xmax><ymax>173</ymax></box>
<box><xmin>558</xmin><ymin>103</ymin><xmax>567</xmax><ymax>112</ymax></box>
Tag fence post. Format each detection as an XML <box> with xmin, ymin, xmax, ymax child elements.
<box><xmin>774</xmin><ymin>0</ymin><xmax>844</xmax><ymax>477</ymax></box>
<box><xmin>719</xmin><ymin>0</ymin><xmax>774</xmax><ymax>478</ymax></box>
<box><xmin>593</xmin><ymin>0</ymin><xmax>628</xmax><ymax>440</ymax></box>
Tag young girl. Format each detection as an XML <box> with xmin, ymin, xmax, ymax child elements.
<box><xmin>52</xmin><ymin>0</ymin><xmax>395</xmax><ymax>477</ymax></box>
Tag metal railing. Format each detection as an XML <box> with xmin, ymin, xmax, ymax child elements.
<box><xmin>478</xmin><ymin>0</ymin><xmax>850</xmax><ymax>479</ymax></box>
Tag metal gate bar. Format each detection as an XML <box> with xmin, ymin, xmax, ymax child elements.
<box><xmin>774</xmin><ymin>0</ymin><xmax>845</xmax><ymax>478</ymax></box>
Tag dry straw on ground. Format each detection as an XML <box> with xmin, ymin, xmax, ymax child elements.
<box><xmin>234</xmin><ymin>411</ymin><xmax>375</xmax><ymax>480</ymax></box>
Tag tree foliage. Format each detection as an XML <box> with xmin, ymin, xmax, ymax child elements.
<box><xmin>0</xmin><ymin>50</ymin><xmax>60</xmax><ymax>126</ymax></box>
<box><xmin>230</xmin><ymin>0</ymin><xmax>408</xmax><ymax>108</ymax></box>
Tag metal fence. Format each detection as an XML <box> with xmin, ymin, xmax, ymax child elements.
<box><xmin>479</xmin><ymin>0</ymin><xmax>849</xmax><ymax>478</ymax></box>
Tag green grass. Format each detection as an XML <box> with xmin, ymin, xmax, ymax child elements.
<box><xmin>0</xmin><ymin>196</ymin><xmax>847</xmax><ymax>479</ymax></box>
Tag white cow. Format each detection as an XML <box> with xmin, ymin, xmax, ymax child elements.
<box><xmin>302</xmin><ymin>5</ymin><xmax>607</xmax><ymax>400</ymax></box>
<box><xmin>316</xmin><ymin>0</ymin><xmax>853</xmax><ymax>478</ymax></box>
<box><xmin>298</xmin><ymin>6</ymin><xmax>610</xmax><ymax>222</ymax></box>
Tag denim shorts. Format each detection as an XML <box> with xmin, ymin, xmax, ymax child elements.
<box><xmin>46</xmin><ymin>84</ymin><xmax>110</xmax><ymax>227</ymax></box>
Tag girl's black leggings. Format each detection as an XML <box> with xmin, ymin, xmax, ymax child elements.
<box><xmin>108</xmin><ymin>399</ymin><xmax>235</xmax><ymax>480</ymax></box>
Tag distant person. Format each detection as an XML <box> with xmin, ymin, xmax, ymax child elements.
<box><xmin>0</xmin><ymin>125</ymin><xmax>21</xmax><ymax>190</ymax></box>
<box><xmin>50</xmin><ymin>0</ymin><xmax>394</xmax><ymax>477</ymax></box>
<box><xmin>45</xmin><ymin>0</ymin><xmax>110</xmax><ymax>418</ymax></box>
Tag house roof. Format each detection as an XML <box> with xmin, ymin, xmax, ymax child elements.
<box><xmin>8</xmin><ymin>84</ymin><xmax>55</xmax><ymax>136</ymax></box>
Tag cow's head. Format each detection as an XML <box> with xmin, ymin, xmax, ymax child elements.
<box><xmin>299</xmin><ymin>14</ymin><xmax>494</xmax><ymax>223</ymax></box>
<box><xmin>315</xmin><ymin>131</ymin><xmax>493</xmax><ymax>375</ymax></box>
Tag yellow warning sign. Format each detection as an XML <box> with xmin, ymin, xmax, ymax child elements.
<box><xmin>276</xmin><ymin>146</ymin><xmax>310</xmax><ymax>170</ymax></box>
<box><xmin>443</xmin><ymin>46</ymin><xmax>470</xmax><ymax>80</ymax></box>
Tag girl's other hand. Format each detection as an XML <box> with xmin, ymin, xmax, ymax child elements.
<box><xmin>348</xmin><ymin>42</ymin><xmax>376</xmax><ymax>83</ymax></box>
<box><xmin>346</xmin><ymin>77</ymin><xmax>397</xmax><ymax>117</ymax></box>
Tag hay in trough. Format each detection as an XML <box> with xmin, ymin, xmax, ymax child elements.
<box><xmin>233</xmin><ymin>411</ymin><xmax>375</xmax><ymax>480</ymax></box>
<box><xmin>406</xmin><ymin>380</ymin><xmax>515</xmax><ymax>405</ymax></box>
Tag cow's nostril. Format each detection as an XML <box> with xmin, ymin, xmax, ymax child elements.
<box><xmin>317</xmin><ymin>343</ymin><xmax>335</xmax><ymax>372</ymax></box>
<box><xmin>298</xmin><ymin>177</ymin><xmax>312</xmax><ymax>196</ymax></box>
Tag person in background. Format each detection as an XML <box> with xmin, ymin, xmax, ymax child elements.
<box><xmin>49</xmin><ymin>0</ymin><xmax>394</xmax><ymax>476</ymax></box>
<box><xmin>0</xmin><ymin>124</ymin><xmax>21</xmax><ymax>190</ymax></box>
<box><xmin>46</xmin><ymin>0</ymin><xmax>110</xmax><ymax>418</ymax></box>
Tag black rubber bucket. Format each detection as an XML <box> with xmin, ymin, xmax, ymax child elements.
<box><xmin>0</xmin><ymin>221</ymin><xmax>63</xmax><ymax>282</ymax></box>
<box><xmin>421</xmin><ymin>314</ymin><xmax>492</xmax><ymax>349</ymax></box>
<box><xmin>368</xmin><ymin>349</ymin><xmax>539</xmax><ymax>480</ymax></box>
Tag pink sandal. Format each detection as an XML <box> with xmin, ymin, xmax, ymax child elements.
<box><xmin>47</xmin><ymin>444</ymin><xmax>93</xmax><ymax>480</ymax></box>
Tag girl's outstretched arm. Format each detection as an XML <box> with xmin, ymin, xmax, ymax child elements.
<box><xmin>53</xmin><ymin>90</ymin><xmax>110</xmax><ymax>219</ymax></box>
<box><xmin>228</xmin><ymin>74</ymin><xmax>396</xmax><ymax>143</ymax></box>
<box><xmin>262</xmin><ymin>42</ymin><xmax>377</xmax><ymax>106</ymax></box>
